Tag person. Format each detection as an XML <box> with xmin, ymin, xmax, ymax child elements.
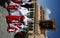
<box><xmin>19</xmin><ymin>7</ymin><xmax>30</xmax><ymax>16</ymax></box>
<box><xmin>11</xmin><ymin>0</ymin><xmax>23</xmax><ymax>4</ymax></box>
<box><xmin>22</xmin><ymin>0</ymin><xmax>33</xmax><ymax>5</ymax></box>
<box><xmin>23</xmin><ymin>16</ymin><xmax>34</xmax><ymax>26</ymax></box>
<box><xmin>7</xmin><ymin>1</ymin><xmax>21</xmax><ymax>15</ymax></box>
<box><xmin>11</xmin><ymin>0</ymin><xmax>33</xmax><ymax>5</ymax></box>
<box><xmin>8</xmin><ymin>23</ymin><xmax>27</xmax><ymax>33</ymax></box>
<box><xmin>7</xmin><ymin>1</ymin><xmax>30</xmax><ymax>16</ymax></box>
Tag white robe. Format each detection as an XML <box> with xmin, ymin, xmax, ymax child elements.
<box><xmin>21</xmin><ymin>0</ymin><xmax>32</xmax><ymax>5</ymax></box>
<box><xmin>19</xmin><ymin>7</ymin><xmax>30</xmax><ymax>16</ymax></box>
<box><xmin>23</xmin><ymin>16</ymin><xmax>34</xmax><ymax>25</ymax></box>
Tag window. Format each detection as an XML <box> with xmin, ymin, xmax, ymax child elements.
<box><xmin>40</xmin><ymin>21</ymin><xmax>53</xmax><ymax>29</ymax></box>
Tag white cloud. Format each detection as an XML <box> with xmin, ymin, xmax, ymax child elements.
<box><xmin>44</xmin><ymin>8</ymin><xmax>51</xmax><ymax>20</ymax></box>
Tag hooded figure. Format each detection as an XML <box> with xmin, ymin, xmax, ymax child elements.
<box><xmin>7</xmin><ymin>1</ymin><xmax>30</xmax><ymax>16</ymax></box>
<box><xmin>22</xmin><ymin>0</ymin><xmax>32</xmax><ymax>5</ymax></box>
<box><xmin>11</xmin><ymin>0</ymin><xmax>32</xmax><ymax>5</ymax></box>
<box><xmin>11</xmin><ymin>0</ymin><xmax>23</xmax><ymax>4</ymax></box>
<box><xmin>7</xmin><ymin>1</ymin><xmax>22</xmax><ymax>16</ymax></box>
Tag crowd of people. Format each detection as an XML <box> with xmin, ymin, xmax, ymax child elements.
<box><xmin>6</xmin><ymin>0</ymin><xmax>34</xmax><ymax>34</ymax></box>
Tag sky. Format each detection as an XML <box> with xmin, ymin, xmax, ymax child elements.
<box><xmin>37</xmin><ymin>0</ymin><xmax>60</xmax><ymax>38</ymax></box>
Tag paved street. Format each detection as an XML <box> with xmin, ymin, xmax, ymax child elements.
<box><xmin>0</xmin><ymin>6</ymin><xmax>14</xmax><ymax>38</ymax></box>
